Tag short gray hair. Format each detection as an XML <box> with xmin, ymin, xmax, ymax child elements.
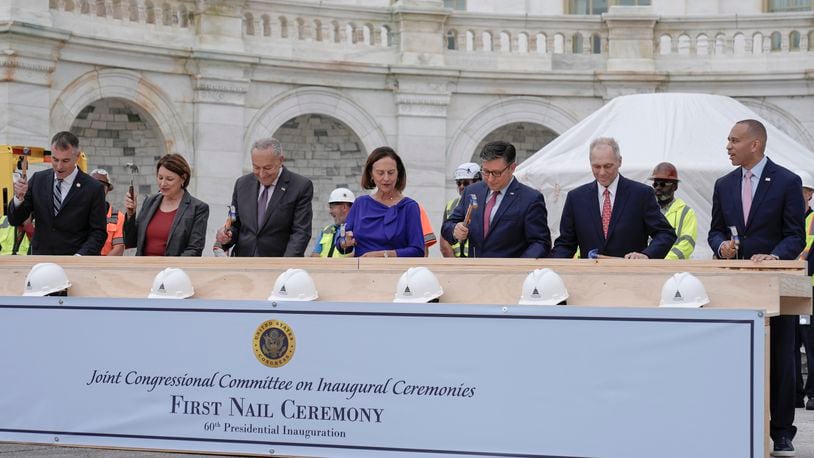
<box><xmin>589</xmin><ymin>137</ymin><xmax>621</xmax><ymax>161</ymax></box>
<box><xmin>251</xmin><ymin>137</ymin><xmax>284</xmax><ymax>156</ymax></box>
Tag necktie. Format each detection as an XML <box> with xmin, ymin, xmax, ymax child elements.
<box><xmin>483</xmin><ymin>191</ymin><xmax>499</xmax><ymax>238</ymax></box>
<box><xmin>53</xmin><ymin>179</ymin><xmax>63</xmax><ymax>216</ymax></box>
<box><xmin>742</xmin><ymin>170</ymin><xmax>753</xmax><ymax>223</ymax></box>
<box><xmin>257</xmin><ymin>185</ymin><xmax>270</xmax><ymax>227</ymax></box>
<box><xmin>601</xmin><ymin>188</ymin><xmax>612</xmax><ymax>238</ymax></box>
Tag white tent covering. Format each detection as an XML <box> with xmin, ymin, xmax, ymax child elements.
<box><xmin>515</xmin><ymin>93</ymin><xmax>814</xmax><ymax>259</ymax></box>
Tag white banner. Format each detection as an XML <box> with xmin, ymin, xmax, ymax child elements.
<box><xmin>0</xmin><ymin>297</ymin><xmax>763</xmax><ymax>458</ymax></box>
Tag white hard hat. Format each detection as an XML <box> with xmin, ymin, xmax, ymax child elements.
<box><xmin>328</xmin><ymin>188</ymin><xmax>355</xmax><ymax>204</ymax></box>
<box><xmin>23</xmin><ymin>263</ymin><xmax>71</xmax><ymax>296</ymax></box>
<box><xmin>393</xmin><ymin>267</ymin><xmax>443</xmax><ymax>303</ymax></box>
<box><xmin>794</xmin><ymin>170</ymin><xmax>814</xmax><ymax>190</ymax></box>
<box><xmin>454</xmin><ymin>162</ymin><xmax>481</xmax><ymax>180</ymax></box>
<box><xmin>659</xmin><ymin>272</ymin><xmax>709</xmax><ymax>308</ymax></box>
<box><xmin>148</xmin><ymin>268</ymin><xmax>194</xmax><ymax>299</ymax></box>
<box><xmin>268</xmin><ymin>268</ymin><xmax>318</xmax><ymax>301</ymax></box>
<box><xmin>518</xmin><ymin>268</ymin><xmax>569</xmax><ymax>305</ymax></box>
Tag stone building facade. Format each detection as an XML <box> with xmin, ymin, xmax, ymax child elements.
<box><xmin>0</xmin><ymin>0</ymin><xmax>812</xmax><ymax>255</ymax></box>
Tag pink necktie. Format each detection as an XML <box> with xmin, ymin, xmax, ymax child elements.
<box><xmin>601</xmin><ymin>188</ymin><xmax>611</xmax><ymax>238</ymax></box>
<box><xmin>483</xmin><ymin>191</ymin><xmax>499</xmax><ymax>238</ymax></box>
<box><xmin>742</xmin><ymin>170</ymin><xmax>753</xmax><ymax>223</ymax></box>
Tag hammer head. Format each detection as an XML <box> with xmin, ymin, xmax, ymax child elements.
<box><xmin>125</xmin><ymin>162</ymin><xmax>140</xmax><ymax>174</ymax></box>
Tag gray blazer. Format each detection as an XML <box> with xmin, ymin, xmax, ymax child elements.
<box><xmin>124</xmin><ymin>190</ymin><xmax>209</xmax><ymax>256</ymax></box>
<box><xmin>224</xmin><ymin>167</ymin><xmax>313</xmax><ymax>257</ymax></box>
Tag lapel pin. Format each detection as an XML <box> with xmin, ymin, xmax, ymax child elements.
<box><xmin>765</xmin><ymin>177</ymin><xmax>771</xmax><ymax>182</ymax></box>
<box><xmin>509</xmin><ymin>192</ymin><xmax>515</xmax><ymax>196</ymax></box>
<box><xmin>281</xmin><ymin>187</ymin><xmax>286</xmax><ymax>192</ymax></box>
<box><xmin>76</xmin><ymin>183</ymin><xmax>81</xmax><ymax>187</ymax></box>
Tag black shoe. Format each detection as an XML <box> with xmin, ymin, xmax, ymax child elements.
<box><xmin>772</xmin><ymin>437</ymin><xmax>795</xmax><ymax>457</ymax></box>
<box><xmin>807</xmin><ymin>398</ymin><xmax>814</xmax><ymax>410</ymax></box>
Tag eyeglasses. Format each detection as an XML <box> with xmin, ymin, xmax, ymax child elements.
<box><xmin>652</xmin><ymin>180</ymin><xmax>675</xmax><ymax>188</ymax></box>
<box><xmin>481</xmin><ymin>164</ymin><xmax>513</xmax><ymax>179</ymax></box>
<box><xmin>456</xmin><ymin>180</ymin><xmax>473</xmax><ymax>187</ymax></box>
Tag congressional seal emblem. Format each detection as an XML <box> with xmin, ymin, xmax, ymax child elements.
<box><xmin>253</xmin><ymin>320</ymin><xmax>296</xmax><ymax>368</ymax></box>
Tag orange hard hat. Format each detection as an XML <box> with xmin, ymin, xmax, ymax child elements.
<box><xmin>649</xmin><ymin>162</ymin><xmax>679</xmax><ymax>181</ymax></box>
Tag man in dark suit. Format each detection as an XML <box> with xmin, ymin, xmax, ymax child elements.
<box><xmin>441</xmin><ymin>141</ymin><xmax>550</xmax><ymax>258</ymax></box>
<box><xmin>551</xmin><ymin>137</ymin><xmax>676</xmax><ymax>259</ymax></box>
<box><xmin>708</xmin><ymin>119</ymin><xmax>805</xmax><ymax>457</ymax></box>
<box><xmin>216</xmin><ymin>137</ymin><xmax>313</xmax><ymax>257</ymax></box>
<box><xmin>7</xmin><ymin>131</ymin><xmax>106</xmax><ymax>255</ymax></box>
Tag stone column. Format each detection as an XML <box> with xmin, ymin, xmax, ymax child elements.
<box><xmin>603</xmin><ymin>5</ymin><xmax>658</xmax><ymax>72</ymax></box>
<box><xmin>393</xmin><ymin>76</ymin><xmax>451</xmax><ymax>256</ymax></box>
<box><xmin>190</xmin><ymin>71</ymin><xmax>249</xmax><ymax>251</ymax></box>
<box><xmin>392</xmin><ymin>0</ymin><xmax>448</xmax><ymax>66</ymax></box>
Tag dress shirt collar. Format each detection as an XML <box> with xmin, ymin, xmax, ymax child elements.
<box><xmin>743</xmin><ymin>155</ymin><xmax>768</xmax><ymax>180</ymax></box>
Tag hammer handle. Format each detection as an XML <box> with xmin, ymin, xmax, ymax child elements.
<box><xmin>463</xmin><ymin>203</ymin><xmax>477</xmax><ymax>227</ymax></box>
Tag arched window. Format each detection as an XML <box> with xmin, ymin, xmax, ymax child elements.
<box><xmin>244</xmin><ymin>13</ymin><xmax>255</xmax><ymax>36</ymax></box>
<box><xmin>481</xmin><ymin>31</ymin><xmax>492</xmax><ymax>51</ymax></box>
<box><xmin>659</xmin><ymin>35</ymin><xmax>672</xmax><ymax>55</ymax></box>
<box><xmin>145</xmin><ymin>0</ymin><xmax>155</xmax><ymax>24</ymax></box>
<box><xmin>128</xmin><ymin>0</ymin><xmax>138</xmax><ymax>21</ymax></box>
<box><xmin>554</xmin><ymin>33</ymin><xmax>565</xmax><ymax>54</ymax></box>
<box><xmin>380</xmin><ymin>25</ymin><xmax>391</xmax><ymax>47</ymax></box>
<box><xmin>465</xmin><ymin>30</ymin><xmax>475</xmax><ymax>51</ymax></box>
<box><xmin>262</xmin><ymin>15</ymin><xmax>271</xmax><ymax>37</ymax></box>
<box><xmin>770</xmin><ymin>31</ymin><xmax>781</xmax><ymax>51</ymax></box>
<box><xmin>95</xmin><ymin>0</ymin><xmax>105</xmax><ymax>17</ymax></box>
<box><xmin>362</xmin><ymin>24</ymin><xmax>373</xmax><ymax>45</ymax></box>
<box><xmin>714</xmin><ymin>33</ymin><xmax>725</xmax><ymax>55</ymax></box>
<box><xmin>279</xmin><ymin>16</ymin><xmax>288</xmax><ymax>39</ymax></box>
<box><xmin>591</xmin><ymin>33</ymin><xmax>601</xmax><ymax>54</ymax></box>
<box><xmin>64</xmin><ymin>0</ymin><xmax>75</xmax><ymax>12</ymax></box>
<box><xmin>536</xmin><ymin>33</ymin><xmax>547</xmax><ymax>54</ymax></box>
<box><xmin>696</xmin><ymin>34</ymin><xmax>708</xmax><ymax>56</ymax></box>
<box><xmin>790</xmin><ymin>31</ymin><xmax>801</xmax><ymax>51</ymax></box>
<box><xmin>733</xmin><ymin>33</ymin><xmax>746</xmax><ymax>56</ymax></box>
<box><xmin>572</xmin><ymin>33</ymin><xmax>584</xmax><ymax>54</ymax></box>
<box><xmin>517</xmin><ymin>32</ymin><xmax>528</xmax><ymax>53</ymax></box>
<box><xmin>297</xmin><ymin>18</ymin><xmax>306</xmax><ymax>40</ymax></box>
<box><xmin>179</xmin><ymin>5</ymin><xmax>188</xmax><ymax>27</ymax></box>
<box><xmin>330</xmin><ymin>21</ymin><xmax>340</xmax><ymax>43</ymax></box>
<box><xmin>80</xmin><ymin>0</ymin><xmax>90</xmax><ymax>15</ymax></box>
<box><xmin>112</xmin><ymin>0</ymin><xmax>123</xmax><ymax>19</ymax></box>
<box><xmin>499</xmin><ymin>31</ymin><xmax>511</xmax><ymax>52</ymax></box>
<box><xmin>446</xmin><ymin>30</ymin><xmax>457</xmax><ymax>50</ymax></box>
<box><xmin>677</xmin><ymin>34</ymin><xmax>690</xmax><ymax>55</ymax></box>
<box><xmin>313</xmin><ymin>19</ymin><xmax>323</xmax><ymax>42</ymax></box>
<box><xmin>752</xmin><ymin>33</ymin><xmax>763</xmax><ymax>55</ymax></box>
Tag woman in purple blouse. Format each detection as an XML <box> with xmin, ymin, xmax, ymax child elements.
<box><xmin>337</xmin><ymin>147</ymin><xmax>424</xmax><ymax>258</ymax></box>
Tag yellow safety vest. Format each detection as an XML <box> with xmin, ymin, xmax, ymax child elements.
<box><xmin>800</xmin><ymin>211</ymin><xmax>814</xmax><ymax>285</ymax></box>
<box><xmin>316</xmin><ymin>224</ymin><xmax>351</xmax><ymax>258</ymax></box>
<box><xmin>444</xmin><ymin>197</ymin><xmax>469</xmax><ymax>257</ymax></box>
<box><xmin>663</xmin><ymin>198</ymin><xmax>697</xmax><ymax>260</ymax></box>
<box><xmin>0</xmin><ymin>216</ymin><xmax>29</xmax><ymax>256</ymax></box>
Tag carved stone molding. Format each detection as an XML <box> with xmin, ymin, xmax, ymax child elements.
<box><xmin>0</xmin><ymin>52</ymin><xmax>55</xmax><ymax>86</ymax></box>
<box><xmin>395</xmin><ymin>92</ymin><xmax>450</xmax><ymax>117</ymax></box>
<box><xmin>192</xmin><ymin>76</ymin><xmax>250</xmax><ymax>105</ymax></box>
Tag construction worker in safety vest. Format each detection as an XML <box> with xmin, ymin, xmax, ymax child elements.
<box><xmin>440</xmin><ymin>162</ymin><xmax>482</xmax><ymax>257</ymax></box>
<box><xmin>649</xmin><ymin>162</ymin><xmax>697</xmax><ymax>260</ymax></box>
<box><xmin>91</xmin><ymin>169</ymin><xmax>125</xmax><ymax>256</ymax></box>
<box><xmin>0</xmin><ymin>215</ymin><xmax>30</xmax><ymax>255</ymax></box>
<box><xmin>311</xmin><ymin>187</ymin><xmax>355</xmax><ymax>258</ymax></box>
<box><xmin>794</xmin><ymin>170</ymin><xmax>814</xmax><ymax>409</ymax></box>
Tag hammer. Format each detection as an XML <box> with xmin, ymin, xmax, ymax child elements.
<box><xmin>20</xmin><ymin>147</ymin><xmax>30</xmax><ymax>180</ymax></box>
<box><xmin>463</xmin><ymin>194</ymin><xmax>478</xmax><ymax>227</ymax></box>
<box><xmin>124</xmin><ymin>162</ymin><xmax>139</xmax><ymax>199</ymax></box>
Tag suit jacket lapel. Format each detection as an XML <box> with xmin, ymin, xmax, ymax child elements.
<box><xmin>165</xmin><ymin>191</ymin><xmax>191</xmax><ymax>249</ymax></box>
<box><xmin>59</xmin><ymin>172</ymin><xmax>84</xmax><ymax>211</ymax></box>
<box><xmin>488</xmin><ymin>179</ymin><xmax>518</xmax><ymax>235</ymax></box>
<box><xmin>728</xmin><ymin>169</ymin><xmax>747</xmax><ymax>230</ymax></box>
<box><xmin>587</xmin><ymin>182</ymin><xmax>604</xmax><ymax>242</ymax></box>
<box><xmin>747</xmin><ymin>159</ymin><xmax>775</xmax><ymax>229</ymax></box>
<box><xmin>606</xmin><ymin>176</ymin><xmax>631</xmax><ymax>241</ymax></box>
<box><xmin>478</xmin><ymin>184</ymin><xmax>490</xmax><ymax>240</ymax></box>
<box><xmin>45</xmin><ymin>172</ymin><xmax>57</xmax><ymax>218</ymax></box>
<box><xmin>261</xmin><ymin>167</ymin><xmax>289</xmax><ymax>229</ymax></box>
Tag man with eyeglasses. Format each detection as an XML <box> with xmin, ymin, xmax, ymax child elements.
<box><xmin>648</xmin><ymin>162</ymin><xmax>697</xmax><ymax>260</ymax></box>
<box><xmin>91</xmin><ymin>168</ymin><xmax>125</xmax><ymax>256</ymax></box>
<box><xmin>441</xmin><ymin>141</ymin><xmax>551</xmax><ymax>258</ymax></box>
<box><xmin>440</xmin><ymin>162</ymin><xmax>481</xmax><ymax>257</ymax></box>
<box><xmin>551</xmin><ymin>137</ymin><xmax>675</xmax><ymax>259</ymax></box>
